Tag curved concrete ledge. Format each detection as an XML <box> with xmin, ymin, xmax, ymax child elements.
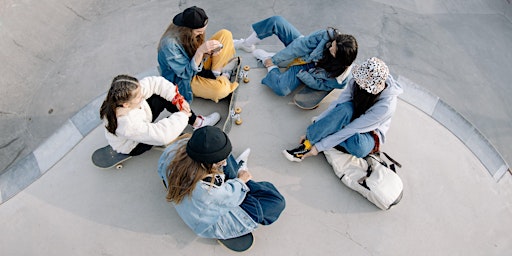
<box><xmin>397</xmin><ymin>76</ymin><xmax>510</xmax><ymax>181</ymax></box>
<box><xmin>0</xmin><ymin>68</ymin><xmax>509</xmax><ymax>204</ymax></box>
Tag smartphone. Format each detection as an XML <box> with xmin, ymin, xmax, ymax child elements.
<box><xmin>211</xmin><ymin>44</ymin><xmax>223</xmax><ymax>54</ymax></box>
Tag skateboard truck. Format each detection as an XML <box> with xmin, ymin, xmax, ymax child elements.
<box><xmin>241</xmin><ymin>65</ymin><xmax>250</xmax><ymax>83</ymax></box>
<box><xmin>231</xmin><ymin>107</ymin><xmax>243</xmax><ymax>125</ymax></box>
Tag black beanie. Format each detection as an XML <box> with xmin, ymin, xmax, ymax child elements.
<box><xmin>186</xmin><ymin>126</ymin><xmax>232</xmax><ymax>164</ymax></box>
<box><xmin>173</xmin><ymin>6</ymin><xmax>208</xmax><ymax>29</ymax></box>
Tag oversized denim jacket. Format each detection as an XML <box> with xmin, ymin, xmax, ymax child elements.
<box><xmin>157</xmin><ymin>139</ymin><xmax>258</xmax><ymax>239</ymax></box>
<box><xmin>157</xmin><ymin>36</ymin><xmax>201</xmax><ymax>102</ymax></box>
<box><xmin>271</xmin><ymin>28</ymin><xmax>349</xmax><ymax>91</ymax></box>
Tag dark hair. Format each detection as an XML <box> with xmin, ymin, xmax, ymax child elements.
<box><xmin>351</xmin><ymin>83</ymin><xmax>385</xmax><ymax>121</ymax></box>
<box><xmin>158</xmin><ymin>23</ymin><xmax>205</xmax><ymax>58</ymax></box>
<box><xmin>316</xmin><ymin>28</ymin><xmax>358</xmax><ymax>78</ymax></box>
<box><xmin>99</xmin><ymin>75</ymin><xmax>139</xmax><ymax>134</ymax></box>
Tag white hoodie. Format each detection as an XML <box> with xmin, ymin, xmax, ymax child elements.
<box><xmin>104</xmin><ymin>76</ymin><xmax>189</xmax><ymax>154</ymax></box>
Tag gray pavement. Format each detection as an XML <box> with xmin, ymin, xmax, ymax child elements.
<box><xmin>1</xmin><ymin>0</ymin><xmax>512</xmax><ymax>255</ymax></box>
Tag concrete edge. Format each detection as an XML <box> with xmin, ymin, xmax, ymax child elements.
<box><xmin>0</xmin><ymin>69</ymin><xmax>509</xmax><ymax>204</ymax></box>
<box><xmin>397</xmin><ymin>75</ymin><xmax>510</xmax><ymax>181</ymax></box>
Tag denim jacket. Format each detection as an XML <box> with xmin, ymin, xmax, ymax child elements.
<box><xmin>272</xmin><ymin>28</ymin><xmax>348</xmax><ymax>91</ymax></box>
<box><xmin>157</xmin><ymin>139</ymin><xmax>258</xmax><ymax>239</ymax></box>
<box><xmin>158</xmin><ymin>36</ymin><xmax>201</xmax><ymax>102</ymax></box>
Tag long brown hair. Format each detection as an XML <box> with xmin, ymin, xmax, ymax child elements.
<box><xmin>158</xmin><ymin>23</ymin><xmax>205</xmax><ymax>58</ymax></box>
<box><xmin>165</xmin><ymin>135</ymin><xmax>223</xmax><ymax>204</ymax></box>
<box><xmin>316</xmin><ymin>29</ymin><xmax>358</xmax><ymax>78</ymax></box>
<box><xmin>99</xmin><ymin>75</ymin><xmax>139</xmax><ymax>134</ymax></box>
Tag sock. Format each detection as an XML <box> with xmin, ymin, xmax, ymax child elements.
<box><xmin>303</xmin><ymin>139</ymin><xmax>312</xmax><ymax>150</ymax></box>
<box><xmin>244</xmin><ymin>31</ymin><xmax>260</xmax><ymax>46</ymax></box>
<box><xmin>221</xmin><ymin>72</ymin><xmax>231</xmax><ymax>79</ymax></box>
<box><xmin>267</xmin><ymin>65</ymin><xmax>278</xmax><ymax>72</ymax></box>
<box><xmin>212</xmin><ymin>70</ymin><xmax>221</xmax><ymax>78</ymax></box>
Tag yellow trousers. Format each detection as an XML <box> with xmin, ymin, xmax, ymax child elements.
<box><xmin>191</xmin><ymin>29</ymin><xmax>238</xmax><ymax>103</ymax></box>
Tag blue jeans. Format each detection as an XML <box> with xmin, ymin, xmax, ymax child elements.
<box><xmin>223</xmin><ymin>154</ymin><xmax>286</xmax><ymax>225</ymax></box>
<box><xmin>252</xmin><ymin>16</ymin><xmax>313</xmax><ymax>96</ymax></box>
<box><xmin>306</xmin><ymin>101</ymin><xmax>375</xmax><ymax>158</ymax></box>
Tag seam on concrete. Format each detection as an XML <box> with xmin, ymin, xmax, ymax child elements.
<box><xmin>0</xmin><ymin>69</ymin><xmax>509</xmax><ymax>204</ymax></box>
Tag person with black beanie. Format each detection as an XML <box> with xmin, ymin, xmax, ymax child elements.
<box><xmin>157</xmin><ymin>126</ymin><xmax>286</xmax><ymax>240</ymax></box>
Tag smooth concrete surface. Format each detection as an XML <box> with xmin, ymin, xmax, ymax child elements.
<box><xmin>1</xmin><ymin>67</ymin><xmax>512</xmax><ymax>255</ymax></box>
<box><xmin>1</xmin><ymin>0</ymin><xmax>512</xmax><ymax>255</ymax></box>
<box><xmin>1</xmin><ymin>0</ymin><xmax>512</xmax><ymax>177</ymax></box>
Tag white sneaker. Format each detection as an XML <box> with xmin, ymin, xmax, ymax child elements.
<box><xmin>234</xmin><ymin>39</ymin><xmax>256</xmax><ymax>53</ymax></box>
<box><xmin>236</xmin><ymin>148</ymin><xmax>251</xmax><ymax>171</ymax></box>
<box><xmin>194</xmin><ymin>112</ymin><xmax>221</xmax><ymax>130</ymax></box>
<box><xmin>252</xmin><ymin>49</ymin><xmax>275</xmax><ymax>63</ymax></box>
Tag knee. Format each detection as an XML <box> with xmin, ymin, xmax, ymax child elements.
<box><xmin>215</xmin><ymin>29</ymin><xmax>232</xmax><ymax>40</ymax></box>
<box><xmin>269</xmin><ymin>15</ymin><xmax>286</xmax><ymax>24</ymax></box>
<box><xmin>348</xmin><ymin>147</ymin><xmax>368</xmax><ymax>158</ymax></box>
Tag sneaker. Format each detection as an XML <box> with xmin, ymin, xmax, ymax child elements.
<box><xmin>193</xmin><ymin>112</ymin><xmax>221</xmax><ymax>130</ymax></box>
<box><xmin>283</xmin><ymin>140</ymin><xmax>311</xmax><ymax>162</ymax></box>
<box><xmin>234</xmin><ymin>39</ymin><xmax>255</xmax><ymax>53</ymax></box>
<box><xmin>236</xmin><ymin>148</ymin><xmax>251</xmax><ymax>171</ymax></box>
<box><xmin>252</xmin><ymin>49</ymin><xmax>275</xmax><ymax>63</ymax></box>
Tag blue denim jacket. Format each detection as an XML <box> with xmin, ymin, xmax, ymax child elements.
<box><xmin>272</xmin><ymin>28</ymin><xmax>347</xmax><ymax>91</ymax></box>
<box><xmin>157</xmin><ymin>139</ymin><xmax>258</xmax><ymax>239</ymax></box>
<box><xmin>157</xmin><ymin>36</ymin><xmax>200</xmax><ymax>102</ymax></box>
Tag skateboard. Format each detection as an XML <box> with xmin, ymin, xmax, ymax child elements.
<box><xmin>222</xmin><ymin>56</ymin><xmax>249</xmax><ymax>134</ymax></box>
<box><xmin>217</xmin><ymin>232</ymin><xmax>254</xmax><ymax>252</ymax></box>
<box><xmin>293</xmin><ymin>86</ymin><xmax>333</xmax><ymax>110</ymax></box>
<box><xmin>92</xmin><ymin>145</ymin><xmax>132</xmax><ymax>169</ymax></box>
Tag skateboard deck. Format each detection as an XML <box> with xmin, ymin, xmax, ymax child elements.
<box><xmin>222</xmin><ymin>56</ymin><xmax>248</xmax><ymax>134</ymax></box>
<box><xmin>293</xmin><ymin>86</ymin><xmax>332</xmax><ymax>110</ymax></box>
<box><xmin>92</xmin><ymin>145</ymin><xmax>132</xmax><ymax>169</ymax></box>
<box><xmin>217</xmin><ymin>232</ymin><xmax>254</xmax><ymax>252</ymax></box>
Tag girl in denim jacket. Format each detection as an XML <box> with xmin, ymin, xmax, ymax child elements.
<box><xmin>234</xmin><ymin>16</ymin><xmax>358</xmax><ymax>97</ymax></box>
<box><xmin>158</xmin><ymin>6</ymin><xmax>239</xmax><ymax>103</ymax></box>
<box><xmin>158</xmin><ymin>126</ymin><xmax>285</xmax><ymax>240</ymax></box>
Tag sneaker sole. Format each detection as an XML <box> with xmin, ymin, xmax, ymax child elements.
<box><xmin>282</xmin><ymin>150</ymin><xmax>302</xmax><ymax>162</ymax></box>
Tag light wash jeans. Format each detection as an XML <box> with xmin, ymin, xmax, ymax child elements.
<box><xmin>252</xmin><ymin>16</ymin><xmax>314</xmax><ymax>96</ymax></box>
<box><xmin>306</xmin><ymin>101</ymin><xmax>375</xmax><ymax>158</ymax></box>
<box><xmin>223</xmin><ymin>155</ymin><xmax>286</xmax><ymax>225</ymax></box>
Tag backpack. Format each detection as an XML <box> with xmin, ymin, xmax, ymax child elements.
<box><xmin>324</xmin><ymin>148</ymin><xmax>403</xmax><ymax>210</ymax></box>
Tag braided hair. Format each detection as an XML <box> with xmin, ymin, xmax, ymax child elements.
<box><xmin>99</xmin><ymin>75</ymin><xmax>140</xmax><ymax>135</ymax></box>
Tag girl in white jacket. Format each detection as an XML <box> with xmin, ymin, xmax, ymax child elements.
<box><xmin>99</xmin><ymin>74</ymin><xmax>220</xmax><ymax>155</ymax></box>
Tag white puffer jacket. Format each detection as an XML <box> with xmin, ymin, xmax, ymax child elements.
<box><xmin>104</xmin><ymin>76</ymin><xmax>189</xmax><ymax>154</ymax></box>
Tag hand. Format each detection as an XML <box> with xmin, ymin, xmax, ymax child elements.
<box><xmin>303</xmin><ymin>145</ymin><xmax>319</xmax><ymax>159</ymax></box>
<box><xmin>199</xmin><ymin>40</ymin><xmax>222</xmax><ymax>55</ymax></box>
<box><xmin>237</xmin><ymin>170</ymin><xmax>252</xmax><ymax>183</ymax></box>
<box><xmin>299</xmin><ymin>135</ymin><xmax>306</xmax><ymax>144</ymax></box>
<box><xmin>180</xmin><ymin>100</ymin><xmax>191</xmax><ymax>113</ymax></box>
<box><xmin>179</xmin><ymin>108</ymin><xmax>192</xmax><ymax>117</ymax></box>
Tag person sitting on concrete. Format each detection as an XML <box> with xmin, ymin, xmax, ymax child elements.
<box><xmin>234</xmin><ymin>15</ymin><xmax>358</xmax><ymax>96</ymax></box>
<box><xmin>99</xmin><ymin>74</ymin><xmax>220</xmax><ymax>156</ymax></box>
<box><xmin>283</xmin><ymin>57</ymin><xmax>403</xmax><ymax>161</ymax></box>
<box><xmin>158</xmin><ymin>6</ymin><xmax>239</xmax><ymax>103</ymax></box>
<box><xmin>158</xmin><ymin>126</ymin><xmax>286</xmax><ymax>240</ymax></box>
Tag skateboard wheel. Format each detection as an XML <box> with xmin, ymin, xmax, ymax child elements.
<box><xmin>243</xmin><ymin>77</ymin><xmax>250</xmax><ymax>83</ymax></box>
<box><xmin>235</xmin><ymin>118</ymin><xmax>243</xmax><ymax>125</ymax></box>
<box><xmin>243</xmin><ymin>65</ymin><xmax>250</xmax><ymax>71</ymax></box>
<box><xmin>235</xmin><ymin>107</ymin><xmax>242</xmax><ymax>114</ymax></box>
<box><xmin>115</xmin><ymin>164</ymin><xmax>123</xmax><ymax>169</ymax></box>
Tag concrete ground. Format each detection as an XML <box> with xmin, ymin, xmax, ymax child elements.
<box><xmin>1</xmin><ymin>0</ymin><xmax>512</xmax><ymax>255</ymax></box>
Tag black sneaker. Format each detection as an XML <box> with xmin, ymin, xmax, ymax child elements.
<box><xmin>282</xmin><ymin>144</ymin><xmax>310</xmax><ymax>162</ymax></box>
